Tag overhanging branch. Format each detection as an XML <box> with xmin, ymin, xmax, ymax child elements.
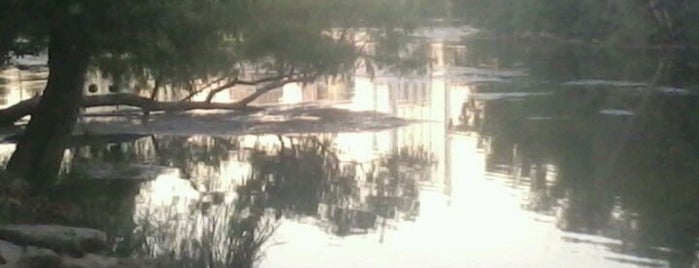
<box><xmin>0</xmin><ymin>94</ymin><xmax>264</xmax><ymax>126</ymax></box>
<box><xmin>237</xmin><ymin>75</ymin><xmax>316</xmax><ymax>105</ymax></box>
<box><xmin>180</xmin><ymin>77</ymin><xmax>237</xmax><ymax>102</ymax></box>
<box><xmin>178</xmin><ymin>70</ymin><xmax>299</xmax><ymax>103</ymax></box>
<box><xmin>0</xmin><ymin>69</ymin><xmax>317</xmax><ymax>126</ymax></box>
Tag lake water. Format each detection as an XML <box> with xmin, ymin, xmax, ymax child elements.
<box><xmin>2</xmin><ymin>27</ymin><xmax>699</xmax><ymax>267</ymax></box>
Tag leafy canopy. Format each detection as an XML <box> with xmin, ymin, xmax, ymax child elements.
<box><xmin>1</xmin><ymin>0</ymin><xmax>423</xmax><ymax>91</ymax></box>
<box><xmin>452</xmin><ymin>0</ymin><xmax>699</xmax><ymax>45</ymax></box>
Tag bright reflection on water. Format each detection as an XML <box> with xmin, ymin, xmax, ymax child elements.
<box><xmin>55</xmin><ymin>94</ymin><xmax>696</xmax><ymax>268</ymax></box>
<box><xmin>4</xmin><ymin>28</ymin><xmax>699</xmax><ymax>267</ymax></box>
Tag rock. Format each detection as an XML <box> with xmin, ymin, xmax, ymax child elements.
<box><xmin>14</xmin><ymin>247</ymin><xmax>61</xmax><ymax>268</ymax></box>
<box><xmin>114</xmin><ymin>258</ymin><xmax>156</xmax><ymax>268</ymax></box>
<box><xmin>0</xmin><ymin>240</ymin><xmax>21</xmax><ymax>267</ymax></box>
<box><xmin>1</xmin><ymin>240</ymin><xmax>65</xmax><ymax>268</ymax></box>
<box><xmin>0</xmin><ymin>238</ymin><xmax>152</xmax><ymax>268</ymax></box>
<box><xmin>62</xmin><ymin>253</ymin><xmax>118</xmax><ymax>268</ymax></box>
<box><xmin>63</xmin><ymin>255</ymin><xmax>156</xmax><ymax>268</ymax></box>
<box><xmin>0</xmin><ymin>241</ymin><xmax>148</xmax><ymax>268</ymax></box>
<box><xmin>0</xmin><ymin>225</ymin><xmax>108</xmax><ymax>257</ymax></box>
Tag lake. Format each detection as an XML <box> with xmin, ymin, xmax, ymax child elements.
<box><xmin>1</xmin><ymin>27</ymin><xmax>698</xmax><ymax>267</ymax></box>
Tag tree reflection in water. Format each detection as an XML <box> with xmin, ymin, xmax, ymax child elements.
<box><xmin>60</xmin><ymin>133</ymin><xmax>429</xmax><ymax>266</ymax></box>
<box><xmin>241</xmin><ymin>135</ymin><xmax>424</xmax><ymax>236</ymax></box>
<box><xmin>460</xmin><ymin>86</ymin><xmax>699</xmax><ymax>267</ymax></box>
<box><xmin>66</xmin><ymin>136</ymin><xmax>276</xmax><ymax>268</ymax></box>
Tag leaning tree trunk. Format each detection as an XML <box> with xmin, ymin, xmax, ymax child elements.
<box><xmin>0</xmin><ymin>24</ymin><xmax>16</xmax><ymax>63</ymax></box>
<box><xmin>6</xmin><ymin>27</ymin><xmax>90</xmax><ymax>182</ymax></box>
<box><xmin>0</xmin><ymin>1</ymin><xmax>19</xmax><ymax>63</ymax></box>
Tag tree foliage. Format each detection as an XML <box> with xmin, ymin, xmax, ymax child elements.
<box><xmin>0</xmin><ymin>0</ymin><xmax>422</xmax><ymax>180</ymax></box>
<box><xmin>452</xmin><ymin>0</ymin><xmax>699</xmax><ymax>46</ymax></box>
<box><xmin>2</xmin><ymin>0</ymin><xmax>421</xmax><ymax>94</ymax></box>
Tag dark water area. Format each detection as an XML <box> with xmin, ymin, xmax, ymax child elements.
<box><xmin>3</xmin><ymin>29</ymin><xmax>699</xmax><ymax>267</ymax></box>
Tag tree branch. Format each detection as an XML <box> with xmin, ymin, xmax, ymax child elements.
<box><xmin>204</xmin><ymin>70</ymin><xmax>297</xmax><ymax>103</ymax></box>
<box><xmin>237</xmin><ymin>75</ymin><xmax>314</xmax><ymax>106</ymax></box>
<box><xmin>149</xmin><ymin>75</ymin><xmax>163</xmax><ymax>101</ymax></box>
<box><xmin>179</xmin><ymin>76</ymin><xmax>234</xmax><ymax>102</ymax></box>
<box><xmin>203</xmin><ymin>78</ymin><xmax>239</xmax><ymax>103</ymax></box>
<box><xmin>199</xmin><ymin>75</ymin><xmax>231</xmax><ymax>92</ymax></box>
<box><xmin>0</xmin><ymin>93</ymin><xmax>264</xmax><ymax>126</ymax></box>
<box><xmin>178</xmin><ymin>70</ymin><xmax>297</xmax><ymax>103</ymax></box>
<box><xmin>0</xmin><ymin>71</ymin><xmax>314</xmax><ymax>126</ymax></box>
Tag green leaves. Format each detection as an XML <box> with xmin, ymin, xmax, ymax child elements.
<box><xmin>5</xmin><ymin>0</ymin><xmax>423</xmax><ymax>94</ymax></box>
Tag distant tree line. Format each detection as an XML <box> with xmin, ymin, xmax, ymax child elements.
<box><xmin>452</xmin><ymin>0</ymin><xmax>699</xmax><ymax>46</ymax></box>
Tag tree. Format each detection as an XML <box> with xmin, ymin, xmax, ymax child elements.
<box><xmin>0</xmin><ymin>0</ymin><xmax>420</xmax><ymax>181</ymax></box>
<box><xmin>451</xmin><ymin>0</ymin><xmax>699</xmax><ymax>46</ymax></box>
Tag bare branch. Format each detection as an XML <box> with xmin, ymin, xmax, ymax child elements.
<box><xmin>237</xmin><ymin>74</ymin><xmax>315</xmax><ymax>106</ymax></box>
<box><xmin>0</xmin><ymin>93</ymin><xmax>266</xmax><ymax>126</ymax></box>
<box><xmin>179</xmin><ymin>70</ymin><xmax>298</xmax><ymax>103</ymax></box>
<box><xmin>0</xmin><ymin>69</ymin><xmax>317</xmax><ymax>126</ymax></box>
<box><xmin>180</xmin><ymin>77</ymin><xmax>237</xmax><ymax>102</ymax></box>
<box><xmin>237</xmin><ymin>73</ymin><xmax>293</xmax><ymax>86</ymax></box>
<box><xmin>203</xmin><ymin>70</ymin><xmax>297</xmax><ymax>103</ymax></box>
<box><xmin>197</xmin><ymin>76</ymin><xmax>230</xmax><ymax>93</ymax></box>
<box><xmin>149</xmin><ymin>75</ymin><xmax>163</xmax><ymax>101</ymax></box>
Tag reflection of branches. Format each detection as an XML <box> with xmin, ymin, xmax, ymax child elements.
<box><xmin>603</xmin><ymin>60</ymin><xmax>668</xmax><ymax>182</ymax></box>
<box><xmin>471</xmin><ymin>69</ymin><xmax>699</xmax><ymax>265</ymax></box>
<box><xmin>243</xmin><ymin>138</ymin><xmax>424</xmax><ymax>236</ymax></box>
<box><xmin>151</xmin><ymin>136</ymin><xmax>239</xmax><ymax>181</ymax></box>
<box><xmin>70</xmin><ymin>135</ymin><xmax>240</xmax><ymax>180</ymax></box>
<box><xmin>244</xmin><ymin>135</ymin><xmax>337</xmax><ymax>217</ymax></box>
<box><xmin>307</xmin><ymin>136</ymin><xmax>341</xmax><ymax>165</ymax></box>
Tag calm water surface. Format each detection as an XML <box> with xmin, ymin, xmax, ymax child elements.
<box><xmin>3</xmin><ymin>28</ymin><xmax>699</xmax><ymax>267</ymax></box>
